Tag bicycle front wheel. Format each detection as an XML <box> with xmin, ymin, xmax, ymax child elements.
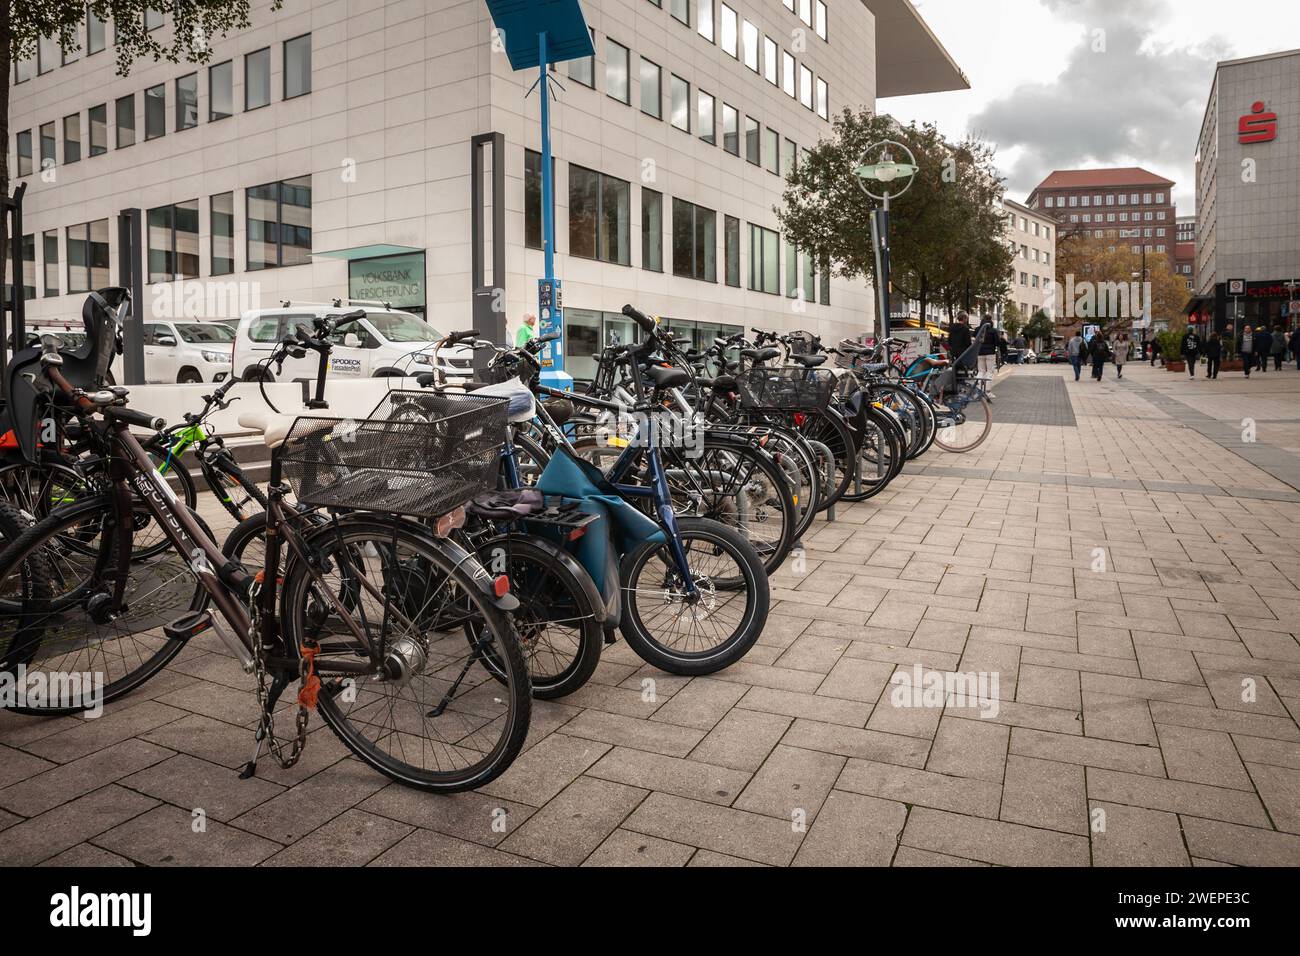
<box><xmin>933</xmin><ymin>389</ymin><xmax>993</xmax><ymax>453</ymax></box>
<box><xmin>281</xmin><ymin>516</ymin><xmax>531</xmax><ymax>793</ymax></box>
<box><xmin>618</xmin><ymin>517</ymin><xmax>769</xmax><ymax>676</ymax></box>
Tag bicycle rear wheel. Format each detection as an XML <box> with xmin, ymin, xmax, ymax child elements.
<box><xmin>281</xmin><ymin>516</ymin><xmax>531</xmax><ymax>793</ymax></box>
<box><xmin>933</xmin><ymin>387</ymin><xmax>993</xmax><ymax>453</ymax></box>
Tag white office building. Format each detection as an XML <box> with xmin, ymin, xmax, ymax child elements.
<box><xmin>9</xmin><ymin>0</ymin><xmax>965</xmax><ymax>380</ymax></box>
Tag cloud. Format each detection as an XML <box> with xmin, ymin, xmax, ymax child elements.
<box><xmin>970</xmin><ymin>0</ymin><xmax>1232</xmax><ymax>209</ymax></box>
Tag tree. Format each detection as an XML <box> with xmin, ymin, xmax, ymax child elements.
<box><xmin>1023</xmin><ymin>310</ymin><xmax>1056</xmax><ymax>348</ymax></box>
<box><xmin>2</xmin><ymin>2</ymin><xmax>280</xmax><ymax>293</ymax></box>
<box><xmin>1001</xmin><ymin>302</ymin><xmax>1023</xmax><ymax>339</ymax></box>
<box><xmin>777</xmin><ymin>108</ymin><xmax>1013</xmax><ymax>334</ymax></box>
<box><xmin>1052</xmin><ymin>234</ymin><xmax>1190</xmax><ymax>335</ymax></box>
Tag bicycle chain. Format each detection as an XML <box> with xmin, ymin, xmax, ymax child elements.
<box><xmin>248</xmin><ymin>576</ymin><xmax>309</xmax><ymax>770</ymax></box>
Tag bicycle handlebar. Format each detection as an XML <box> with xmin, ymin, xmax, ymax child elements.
<box><xmin>622</xmin><ymin>304</ymin><xmax>657</xmax><ymax>335</ymax></box>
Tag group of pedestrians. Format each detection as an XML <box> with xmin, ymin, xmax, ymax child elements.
<box><xmin>1176</xmin><ymin>324</ymin><xmax>1300</xmax><ymax>380</ymax></box>
<box><xmin>1067</xmin><ymin>331</ymin><xmax>1131</xmax><ymax>382</ymax></box>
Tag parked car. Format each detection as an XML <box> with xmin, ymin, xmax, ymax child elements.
<box><xmin>231</xmin><ymin>304</ymin><xmax>474</xmax><ymax>383</ymax></box>
<box><xmin>1039</xmin><ymin>347</ymin><xmax>1069</xmax><ymax>363</ymax></box>
<box><xmin>143</xmin><ymin>320</ymin><xmax>236</xmax><ymax>383</ymax></box>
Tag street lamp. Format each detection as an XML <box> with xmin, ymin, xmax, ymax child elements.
<box><xmin>854</xmin><ymin>141</ymin><xmax>917</xmax><ymax>340</ymax></box>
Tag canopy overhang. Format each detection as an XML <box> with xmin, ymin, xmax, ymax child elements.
<box><xmin>866</xmin><ymin>0</ymin><xmax>969</xmax><ymax>98</ymax></box>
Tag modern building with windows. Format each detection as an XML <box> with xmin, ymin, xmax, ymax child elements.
<box><xmin>1000</xmin><ymin>197</ymin><xmax>1056</xmax><ymax>326</ymax></box>
<box><xmin>1192</xmin><ymin>48</ymin><xmax>1300</xmax><ymax>332</ymax></box>
<box><xmin>1026</xmin><ymin>167</ymin><xmax>1178</xmax><ymax>268</ymax></box>
<box><xmin>8</xmin><ymin>0</ymin><xmax>966</xmax><ymax>380</ymax></box>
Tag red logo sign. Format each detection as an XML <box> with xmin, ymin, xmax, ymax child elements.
<box><xmin>1239</xmin><ymin>101</ymin><xmax>1278</xmax><ymax>144</ymax></box>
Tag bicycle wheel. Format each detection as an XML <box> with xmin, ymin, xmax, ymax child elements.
<box><xmin>657</xmin><ymin>439</ymin><xmax>796</xmax><ymax>576</ymax></box>
<box><xmin>0</xmin><ymin>495</ymin><xmax>206</xmax><ymax>714</ymax></box>
<box><xmin>933</xmin><ymin>386</ymin><xmax>993</xmax><ymax>453</ymax></box>
<box><xmin>280</xmin><ymin>516</ymin><xmax>531</xmax><ymax>793</ymax></box>
<box><xmin>755</xmin><ymin>427</ymin><xmax>821</xmax><ymax>541</ymax></box>
<box><xmin>618</xmin><ymin>517</ymin><xmax>769</xmax><ymax>676</ymax></box>
<box><xmin>841</xmin><ymin>404</ymin><xmax>904</xmax><ymax>502</ymax></box>
<box><xmin>795</xmin><ymin>409</ymin><xmax>856</xmax><ymax>509</ymax></box>
<box><xmin>470</xmin><ymin>533</ymin><xmax>602</xmax><ymax>699</ymax></box>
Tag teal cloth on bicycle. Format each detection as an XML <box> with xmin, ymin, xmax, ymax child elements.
<box><xmin>536</xmin><ymin>447</ymin><xmax>666</xmax><ymax>553</ymax></box>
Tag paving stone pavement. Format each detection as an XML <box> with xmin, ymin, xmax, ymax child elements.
<box><xmin>3</xmin><ymin>361</ymin><xmax>1300</xmax><ymax>867</ymax></box>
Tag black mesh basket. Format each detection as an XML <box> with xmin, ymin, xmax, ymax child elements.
<box><xmin>278</xmin><ymin>393</ymin><xmax>507</xmax><ymax>519</ymax></box>
<box><xmin>737</xmin><ymin>367</ymin><xmax>835</xmax><ymax>413</ymax></box>
<box><xmin>835</xmin><ymin>340</ymin><xmax>872</xmax><ymax>371</ymax></box>
<box><xmin>787</xmin><ymin>331</ymin><xmax>821</xmax><ymax>356</ymax></box>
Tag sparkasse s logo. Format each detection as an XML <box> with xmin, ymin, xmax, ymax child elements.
<box><xmin>1239</xmin><ymin>100</ymin><xmax>1278</xmax><ymax>144</ymax></box>
<box><xmin>49</xmin><ymin>886</ymin><xmax>152</xmax><ymax>936</ymax></box>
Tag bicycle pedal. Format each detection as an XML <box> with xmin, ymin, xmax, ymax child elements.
<box><xmin>163</xmin><ymin>610</ymin><xmax>213</xmax><ymax>643</ymax></box>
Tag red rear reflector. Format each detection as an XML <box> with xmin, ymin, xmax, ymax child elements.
<box><xmin>0</xmin><ymin>430</ymin><xmax>16</xmax><ymax>450</ymax></box>
<box><xmin>567</xmin><ymin>527</ymin><xmax>587</xmax><ymax>542</ymax></box>
<box><xmin>493</xmin><ymin>575</ymin><xmax>511</xmax><ymax>598</ymax></box>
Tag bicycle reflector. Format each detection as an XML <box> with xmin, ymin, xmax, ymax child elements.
<box><xmin>493</xmin><ymin>575</ymin><xmax>511</xmax><ymax>598</ymax></box>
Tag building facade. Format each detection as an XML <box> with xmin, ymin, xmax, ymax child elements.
<box><xmin>1026</xmin><ymin>167</ymin><xmax>1178</xmax><ymax>267</ymax></box>
<box><xmin>7</xmin><ymin>0</ymin><xmax>965</xmax><ymax>381</ymax></box>
<box><xmin>1000</xmin><ymin>197</ymin><xmax>1056</xmax><ymax>326</ymax></box>
<box><xmin>1193</xmin><ymin>48</ymin><xmax>1300</xmax><ymax>333</ymax></box>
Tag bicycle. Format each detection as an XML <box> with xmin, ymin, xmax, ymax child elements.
<box><xmin>0</xmin><ymin>293</ymin><xmax>532</xmax><ymax>792</ymax></box>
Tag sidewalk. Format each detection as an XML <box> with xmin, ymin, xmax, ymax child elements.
<box><xmin>1</xmin><ymin>362</ymin><xmax>1298</xmax><ymax>867</ymax></box>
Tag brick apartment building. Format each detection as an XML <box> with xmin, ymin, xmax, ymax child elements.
<box><xmin>1026</xmin><ymin>167</ymin><xmax>1178</xmax><ymax>267</ymax></box>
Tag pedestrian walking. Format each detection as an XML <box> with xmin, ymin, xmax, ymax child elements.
<box><xmin>515</xmin><ymin>312</ymin><xmax>538</xmax><ymax>348</ymax></box>
<box><xmin>1255</xmin><ymin>326</ymin><xmax>1273</xmax><ymax>375</ymax></box>
<box><xmin>1290</xmin><ymin>326</ymin><xmax>1300</xmax><ymax>371</ymax></box>
<box><xmin>977</xmin><ymin>315</ymin><xmax>999</xmax><ymax>397</ymax></box>
<box><xmin>1205</xmin><ymin>332</ymin><xmax>1223</xmax><ymax>380</ymax></box>
<box><xmin>949</xmin><ymin>312</ymin><xmax>973</xmax><ymax>364</ymax></box>
<box><xmin>1271</xmin><ymin>325</ymin><xmax>1287</xmax><ymax>371</ymax></box>
<box><xmin>1180</xmin><ymin>326</ymin><xmax>1202</xmax><ymax>378</ymax></box>
<box><xmin>1113</xmin><ymin>334</ymin><xmax>1129</xmax><ymax>379</ymax></box>
<box><xmin>1147</xmin><ymin>338</ymin><xmax>1159</xmax><ymax>366</ymax></box>
<box><xmin>1068</xmin><ymin>331</ymin><xmax>1087</xmax><ymax>381</ymax></box>
<box><xmin>1090</xmin><ymin>333</ymin><xmax>1111</xmax><ymax>381</ymax></box>
<box><xmin>1241</xmin><ymin>326</ymin><xmax>1255</xmax><ymax>377</ymax></box>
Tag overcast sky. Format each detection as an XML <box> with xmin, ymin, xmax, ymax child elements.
<box><xmin>883</xmin><ymin>0</ymin><xmax>1300</xmax><ymax>215</ymax></box>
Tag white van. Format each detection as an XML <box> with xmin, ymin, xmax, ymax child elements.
<box><xmin>230</xmin><ymin>304</ymin><xmax>474</xmax><ymax>383</ymax></box>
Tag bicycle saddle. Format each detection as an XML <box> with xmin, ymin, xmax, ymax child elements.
<box><xmin>741</xmin><ymin>347</ymin><xmax>782</xmax><ymax>364</ymax></box>
<box><xmin>789</xmin><ymin>354</ymin><xmax>828</xmax><ymax>368</ymax></box>
<box><xmin>645</xmin><ymin>365</ymin><xmax>691</xmax><ymax>390</ymax></box>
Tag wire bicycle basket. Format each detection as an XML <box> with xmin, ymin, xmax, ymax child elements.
<box><xmin>277</xmin><ymin>393</ymin><xmax>508</xmax><ymax>519</ymax></box>
<box><xmin>737</xmin><ymin>367</ymin><xmax>835</xmax><ymax>413</ymax></box>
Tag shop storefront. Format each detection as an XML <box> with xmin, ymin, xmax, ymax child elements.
<box><xmin>347</xmin><ymin>251</ymin><xmax>427</xmax><ymax>318</ymax></box>
<box><xmin>1210</xmin><ymin>280</ymin><xmax>1300</xmax><ymax>336</ymax></box>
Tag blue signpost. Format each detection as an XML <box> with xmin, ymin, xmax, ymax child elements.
<box><xmin>485</xmin><ymin>0</ymin><xmax>594</xmax><ymax>391</ymax></box>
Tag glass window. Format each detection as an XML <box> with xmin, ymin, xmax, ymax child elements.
<box><xmin>568</xmin><ymin>28</ymin><xmax>595</xmax><ymax>87</ymax></box>
<box><xmin>63</xmin><ymin>40</ymin><xmax>79</xmax><ymax>66</ymax></box>
<box><xmin>782</xmin><ymin>51</ymin><xmax>795</xmax><ymax>97</ymax></box>
<box><xmin>697</xmin><ymin>0</ymin><xmax>713</xmax><ymax>42</ymax></box>
<box><xmin>803</xmin><ymin>246</ymin><xmax>816</xmax><ymax>303</ymax></box>
<box><xmin>247</xmin><ymin>176</ymin><xmax>312</xmax><ymax>270</ymax></box>
<box><xmin>764</xmin><ymin>128</ymin><xmax>779</xmax><ymax>174</ymax></box>
<box><xmin>63</xmin><ymin>114</ymin><xmax>81</xmax><ymax>164</ymax></box>
<box><xmin>145</xmin><ymin>7</ymin><xmax>164</xmax><ymax>30</ymax></box>
<box><xmin>38</xmin><ymin>35</ymin><xmax>58</xmax><ymax>74</ymax></box>
<box><xmin>781</xmin><ymin>138</ymin><xmax>796</xmax><ymax>177</ymax></box>
<box><xmin>147</xmin><ymin>200</ymin><xmax>201</xmax><ymax>282</ymax></box>
<box><xmin>785</xmin><ymin>240</ymin><xmax>798</xmax><ymax>297</ymax></box>
<box><xmin>816</xmin><ymin>78</ymin><xmax>828</xmax><ymax>118</ymax></box>
<box><xmin>565</xmin><ymin>309</ymin><xmax>601</xmax><ymax>382</ymax></box>
<box><xmin>14</xmin><ymin>55</ymin><xmax>34</xmax><ymax>84</ymax></box>
<box><xmin>7</xmin><ymin>234</ymin><xmax>36</xmax><ymax>302</ymax></box>
<box><xmin>698</xmin><ymin>91</ymin><xmax>715</xmax><ymax>145</ymax></box>
<box><xmin>88</xmin><ymin>11</ymin><xmax>107</xmax><ymax>54</ymax></box>
<box><xmin>639</xmin><ymin>58</ymin><xmax>661</xmax><ymax>118</ymax></box>
<box><xmin>246</xmin><ymin>48</ymin><xmax>271</xmax><ymax>110</ymax></box>
<box><xmin>145</xmin><ymin>84</ymin><xmax>166</xmax><ymax>139</ymax></box>
<box><xmin>672</xmin><ymin>199</ymin><xmax>716</xmax><ymax>282</ymax></box>
<box><xmin>212</xmin><ymin>192</ymin><xmax>235</xmax><ymax>275</ymax></box>
<box><xmin>38</xmin><ymin>123</ymin><xmax>55</xmax><ymax>167</ymax></box>
<box><xmin>88</xmin><ymin>104</ymin><xmax>107</xmax><ymax>156</ymax></box>
<box><xmin>67</xmin><ymin>220</ymin><xmax>110</xmax><ymax>294</ymax></box>
<box><xmin>670</xmin><ymin>75</ymin><xmax>690</xmax><ymax>132</ymax></box>
<box><xmin>643</xmin><ymin>189</ymin><xmax>663</xmax><ymax>272</ymax></box>
<box><xmin>744</xmin><ymin>116</ymin><xmax>759</xmax><ymax>165</ymax></box>
<box><xmin>176</xmin><ymin>73</ymin><xmax>198</xmax><ymax>130</ymax></box>
<box><xmin>524</xmin><ymin>149</ymin><xmax>554</xmax><ymax>251</ymax></box>
<box><xmin>43</xmin><ymin>230</ymin><xmax>59</xmax><ymax>297</ymax></box>
<box><xmin>748</xmin><ymin>224</ymin><xmax>779</xmax><ymax>294</ymax></box>
<box><xmin>815</xmin><ymin>1</ymin><xmax>828</xmax><ymax>40</ymax></box>
<box><xmin>799</xmin><ymin>65</ymin><xmax>813</xmax><ymax>109</ymax></box>
<box><xmin>819</xmin><ymin>255</ymin><xmax>830</xmax><ymax>305</ymax></box>
<box><xmin>724</xmin><ymin>215</ymin><xmax>740</xmax><ymax>287</ymax></box>
<box><xmin>670</xmin><ymin>0</ymin><xmax>689</xmax><ymax>26</ymax></box>
<box><xmin>763</xmin><ymin>37</ymin><xmax>778</xmax><ymax>85</ymax></box>
<box><xmin>568</xmin><ymin>166</ymin><xmax>630</xmax><ymax>265</ymax></box>
<box><xmin>210</xmin><ymin>61</ymin><xmax>233</xmax><ymax>121</ymax></box>
<box><xmin>722</xmin><ymin>104</ymin><xmax>739</xmax><ymax>156</ymax></box>
<box><xmin>116</xmin><ymin>95</ymin><xmax>136</xmax><ymax>148</ymax></box>
<box><xmin>606</xmin><ymin>39</ymin><xmax>629</xmax><ymax>104</ymax></box>
<box><xmin>285</xmin><ymin>34</ymin><xmax>312</xmax><ymax>99</ymax></box>
<box><xmin>742</xmin><ymin>20</ymin><xmax>759</xmax><ymax>72</ymax></box>
<box><xmin>16</xmin><ymin>131</ymin><xmax>33</xmax><ymax>177</ymax></box>
<box><xmin>799</xmin><ymin>0</ymin><xmax>812</xmax><ymax>26</ymax></box>
<box><xmin>720</xmin><ymin>5</ymin><xmax>737</xmax><ymax>57</ymax></box>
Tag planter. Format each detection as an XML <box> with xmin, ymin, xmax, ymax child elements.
<box><xmin>1166</xmin><ymin>360</ymin><xmax>1186</xmax><ymax>372</ymax></box>
<box><xmin>1221</xmin><ymin>360</ymin><xmax>1244</xmax><ymax>372</ymax></box>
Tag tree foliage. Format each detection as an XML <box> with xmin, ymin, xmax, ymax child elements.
<box><xmin>1052</xmin><ymin>233</ymin><xmax>1190</xmax><ymax>334</ymax></box>
<box><xmin>777</xmin><ymin>108</ymin><xmax>1014</xmax><ymax>331</ymax></box>
<box><xmin>1023</xmin><ymin>310</ymin><xmax>1056</xmax><ymax>345</ymax></box>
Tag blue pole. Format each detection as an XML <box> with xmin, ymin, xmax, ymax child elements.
<box><xmin>537</xmin><ymin>29</ymin><xmax>571</xmax><ymax>389</ymax></box>
<box><xmin>539</xmin><ymin>31</ymin><xmax>555</xmax><ymax>283</ymax></box>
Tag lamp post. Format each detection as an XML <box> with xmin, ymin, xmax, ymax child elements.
<box><xmin>854</xmin><ymin>141</ymin><xmax>917</xmax><ymax>341</ymax></box>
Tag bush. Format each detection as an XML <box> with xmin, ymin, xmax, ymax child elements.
<box><xmin>1156</xmin><ymin>330</ymin><xmax>1182</xmax><ymax>362</ymax></box>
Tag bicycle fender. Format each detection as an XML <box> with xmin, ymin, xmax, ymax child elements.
<box><xmin>478</xmin><ymin>532</ymin><xmax>607</xmax><ymax>625</ymax></box>
<box><xmin>431</xmin><ymin>534</ymin><xmax>521</xmax><ymax>613</ymax></box>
